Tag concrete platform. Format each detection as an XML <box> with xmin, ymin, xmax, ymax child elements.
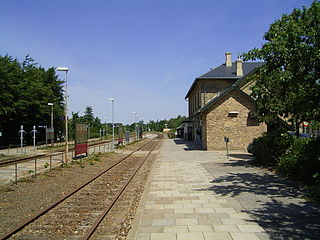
<box><xmin>127</xmin><ymin>139</ymin><xmax>320</xmax><ymax>240</ymax></box>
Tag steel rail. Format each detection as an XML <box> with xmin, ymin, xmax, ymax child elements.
<box><xmin>82</xmin><ymin>139</ymin><xmax>161</xmax><ymax>240</ymax></box>
<box><xmin>0</xmin><ymin>138</ymin><xmax>157</xmax><ymax>240</ymax></box>
<box><xmin>0</xmin><ymin>154</ymin><xmax>46</xmax><ymax>167</ymax></box>
<box><xmin>0</xmin><ymin>136</ymin><xmax>137</xmax><ymax>167</ymax></box>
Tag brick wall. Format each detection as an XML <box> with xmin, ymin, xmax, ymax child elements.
<box><xmin>203</xmin><ymin>90</ymin><xmax>267</xmax><ymax>151</ymax></box>
<box><xmin>201</xmin><ymin>79</ymin><xmax>234</xmax><ymax>104</ymax></box>
<box><xmin>188</xmin><ymin>79</ymin><xmax>234</xmax><ymax>117</ymax></box>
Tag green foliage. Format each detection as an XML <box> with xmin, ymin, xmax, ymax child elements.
<box><xmin>144</xmin><ymin>115</ymin><xmax>187</xmax><ymax>132</ymax></box>
<box><xmin>0</xmin><ymin>54</ymin><xmax>64</xmax><ymax>145</ymax></box>
<box><xmin>68</xmin><ymin>106</ymin><xmax>104</xmax><ymax>140</ymax></box>
<box><xmin>251</xmin><ymin>132</ymin><xmax>293</xmax><ymax>166</ymax></box>
<box><xmin>242</xmin><ymin>1</ymin><xmax>320</xmax><ymax>131</ymax></box>
<box><xmin>278</xmin><ymin>137</ymin><xmax>320</xmax><ymax>183</ymax></box>
<box><xmin>251</xmin><ymin>132</ymin><xmax>320</xmax><ymax>201</ymax></box>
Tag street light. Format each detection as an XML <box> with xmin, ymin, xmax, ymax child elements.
<box><xmin>48</xmin><ymin>103</ymin><xmax>54</xmax><ymax>146</ymax></box>
<box><xmin>57</xmin><ymin>67</ymin><xmax>69</xmax><ymax>164</ymax></box>
<box><xmin>133</xmin><ymin>111</ymin><xmax>138</xmax><ymax>140</ymax></box>
<box><xmin>105</xmin><ymin>117</ymin><xmax>108</xmax><ymax>139</ymax></box>
<box><xmin>108</xmin><ymin>98</ymin><xmax>115</xmax><ymax>151</ymax></box>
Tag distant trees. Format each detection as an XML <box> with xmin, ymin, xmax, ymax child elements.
<box><xmin>69</xmin><ymin>106</ymin><xmax>103</xmax><ymax>139</ymax></box>
<box><xmin>243</xmin><ymin>1</ymin><xmax>320</xmax><ymax>133</ymax></box>
<box><xmin>143</xmin><ymin>115</ymin><xmax>187</xmax><ymax>132</ymax></box>
<box><xmin>0</xmin><ymin>55</ymin><xmax>64</xmax><ymax>145</ymax></box>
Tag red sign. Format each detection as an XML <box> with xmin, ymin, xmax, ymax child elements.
<box><xmin>75</xmin><ymin>143</ymin><xmax>88</xmax><ymax>156</ymax></box>
<box><xmin>75</xmin><ymin>123</ymin><xmax>88</xmax><ymax>157</ymax></box>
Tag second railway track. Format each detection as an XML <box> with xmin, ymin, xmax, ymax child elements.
<box><xmin>1</xmin><ymin>137</ymin><xmax>161</xmax><ymax>240</ymax></box>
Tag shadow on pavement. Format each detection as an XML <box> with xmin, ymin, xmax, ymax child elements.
<box><xmin>217</xmin><ymin>159</ymin><xmax>254</xmax><ymax>168</ymax></box>
<box><xmin>229</xmin><ymin>153</ymin><xmax>254</xmax><ymax>160</ymax></box>
<box><xmin>173</xmin><ymin>139</ymin><xmax>204</xmax><ymax>151</ymax></box>
<box><xmin>200</xmin><ymin>172</ymin><xmax>320</xmax><ymax>239</ymax></box>
<box><xmin>173</xmin><ymin>139</ymin><xmax>187</xmax><ymax>145</ymax></box>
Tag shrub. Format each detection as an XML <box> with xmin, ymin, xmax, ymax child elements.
<box><xmin>251</xmin><ymin>132</ymin><xmax>293</xmax><ymax>167</ymax></box>
<box><xmin>278</xmin><ymin>137</ymin><xmax>320</xmax><ymax>183</ymax></box>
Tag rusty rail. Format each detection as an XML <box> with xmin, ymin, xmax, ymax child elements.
<box><xmin>83</xmin><ymin>139</ymin><xmax>161</xmax><ymax>240</ymax></box>
<box><xmin>0</xmin><ymin>138</ymin><xmax>159</xmax><ymax>240</ymax></box>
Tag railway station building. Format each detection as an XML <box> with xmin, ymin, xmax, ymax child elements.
<box><xmin>185</xmin><ymin>52</ymin><xmax>267</xmax><ymax>151</ymax></box>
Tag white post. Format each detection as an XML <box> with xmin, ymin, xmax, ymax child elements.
<box><xmin>20</xmin><ymin>125</ymin><xmax>23</xmax><ymax>154</ymax></box>
<box><xmin>108</xmin><ymin>98</ymin><xmax>115</xmax><ymax>151</ymax></box>
<box><xmin>32</xmin><ymin>126</ymin><xmax>36</xmax><ymax>150</ymax></box>
<box><xmin>57</xmin><ymin>67</ymin><xmax>69</xmax><ymax>164</ymax></box>
<box><xmin>112</xmin><ymin>100</ymin><xmax>115</xmax><ymax>150</ymax></box>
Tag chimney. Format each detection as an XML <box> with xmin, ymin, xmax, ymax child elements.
<box><xmin>225</xmin><ymin>52</ymin><xmax>232</xmax><ymax>67</ymax></box>
<box><xmin>236</xmin><ymin>59</ymin><xmax>243</xmax><ymax>76</ymax></box>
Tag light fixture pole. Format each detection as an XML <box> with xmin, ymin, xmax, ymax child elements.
<box><xmin>57</xmin><ymin>67</ymin><xmax>69</xmax><ymax>164</ymax></box>
<box><xmin>105</xmin><ymin>117</ymin><xmax>108</xmax><ymax>139</ymax></box>
<box><xmin>133</xmin><ymin>111</ymin><xmax>138</xmax><ymax>140</ymax></box>
<box><xmin>108</xmin><ymin>98</ymin><xmax>115</xmax><ymax>151</ymax></box>
<box><xmin>48</xmin><ymin>103</ymin><xmax>54</xmax><ymax>146</ymax></box>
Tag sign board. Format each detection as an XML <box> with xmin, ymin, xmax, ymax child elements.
<box><xmin>75</xmin><ymin>123</ymin><xmax>88</xmax><ymax>157</ymax></box>
<box><xmin>46</xmin><ymin>127</ymin><xmax>54</xmax><ymax>140</ymax></box>
<box><xmin>118</xmin><ymin>124</ymin><xmax>123</xmax><ymax>145</ymax></box>
<box><xmin>125</xmin><ymin>131</ymin><xmax>130</xmax><ymax>143</ymax></box>
<box><xmin>224</xmin><ymin>137</ymin><xmax>229</xmax><ymax>143</ymax></box>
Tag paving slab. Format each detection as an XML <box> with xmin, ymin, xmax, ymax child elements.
<box><xmin>127</xmin><ymin>139</ymin><xmax>320</xmax><ymax>240</ymax></box>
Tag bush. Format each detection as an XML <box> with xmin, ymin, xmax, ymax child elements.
<box><xmin>278</xmin><ymin>137</ymin><xmax>320</xmax><ymax>183</ymax></box>
<box><xmin>251</xmin><ymin>132</ymin><xmax>293</xmax><ymax>166</ymax></box>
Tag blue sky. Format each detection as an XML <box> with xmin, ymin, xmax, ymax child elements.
<box><xmin>0</xmin><ymin>0</ymin><xmax>314</xmax><ymax>124</ymax></box>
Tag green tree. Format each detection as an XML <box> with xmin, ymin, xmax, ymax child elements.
<box><xmin>243</xmin><ymin>1</ymin><xmax>320</xmax><ymax>133</ymax></box>
<box><xmin>0</xmin><ymin>55</ymin><xmax>64</xmax><ymax>145</ymax></box>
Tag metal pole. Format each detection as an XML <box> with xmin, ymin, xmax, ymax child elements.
<box><xmin>32</xmin><ymin>126</ymin><xmax>36</xmax><ymax>150</ymax></box>
<box><xmin>45</xmin><ymin>126</ymin><xmax>48</xmax><ymax>147</ymax></box>
<box><xmin>88</xmin><ymin>123</ymin><xmax>90</xmax><ymax>140</ymax></box>
<box><xmin>51</xmin><ymin>104</ymin><xmax>54</xmax><ymax>146</ymax></box>
<box><xmin>226</xmin><ymin>141</ymin><xmax>229</xmax><ymax>158</ymax></box>
<box><xmin>20</xmin><ymin>125</ymin><xmax>23</xmax><ymax>154</ymax></box>
<box><xmin>65</xmin><ymin>71</ymin><xmax>69</xmax><ymax>164</ymax></box>
<box><xmin>34</xmin><ymin>159</ymin><xmax>37</xmax><ymax>177</ymax></box>
<box><xmin>109</xmin><ymin>99</ymin><xmax>115</xmax><ymax>151</ymax></box>
<box><xmin>15</xmin><ymin>163</ymin><xmax>17</xmax><ymax>184</ymax></box>
<box><xmin>113</xmin><ymin>101</ymin><xmax>115</xmax><ymax>150</ymax></box>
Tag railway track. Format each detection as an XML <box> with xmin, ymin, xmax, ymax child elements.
<box><xmin>1</xmin><ymin>138</ymin><xmax>161</xmax><ymax>240</ymax></box>
<box><xmin>0</xmin><ymin>139</ymin><xmax>114</xmax><ymax>167</ymax></box>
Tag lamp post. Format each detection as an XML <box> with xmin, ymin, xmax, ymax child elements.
<box><xmin>48</xmin><ymin>103</ymin><xmax>54</xmax><ymax>146</ymax></box>
<box><xmin>57</xmin><ymin>67</ymin><xmax>69</xmax><ymax>164</ymax></box>
<box><xmin>105</xmin><ymin>117</ymin><xmax>108</xmax><ymax>139</ymax></box>
<box><xmin>133</xmin><ymin>111</ymin><xmax>138</xmax><ymax>140</ymax></box>
<box><xmin>108</xmin><ymin>98</ymin><xmax>115</xmax><ymax>151</ymax></box>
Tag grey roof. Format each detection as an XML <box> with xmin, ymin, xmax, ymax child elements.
<box><xmin>185</xmin><ymin>62</ymin><xmax>264</xmax><ymax>99</ymax></box>
<box><xmin>199</xmin><ymin>62</ymin><xmax>264</xmax><ymax>79</ymax></box>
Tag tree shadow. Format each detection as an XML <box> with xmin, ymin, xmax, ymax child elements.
<box><xmin>198</xmin><ymin>172</ymin><xmax>320</xmax><ymax>239</ymax></box>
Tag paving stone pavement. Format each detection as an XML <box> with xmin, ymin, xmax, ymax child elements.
<box><xmin>127</xmin><ymin>139</ymin><xmax>320</xmax><ymax>240</ymax></box>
